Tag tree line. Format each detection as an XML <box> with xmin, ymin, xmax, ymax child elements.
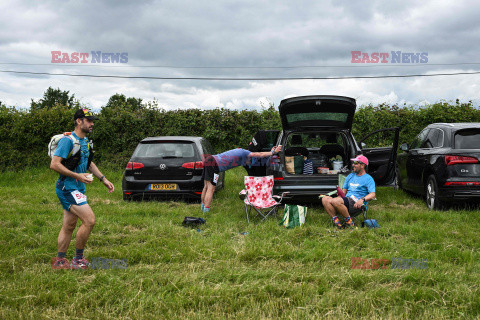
<box><xmin>1</xmin><ymin>87</ymin><xmax>479</xmax><ymax>171</ymax></box>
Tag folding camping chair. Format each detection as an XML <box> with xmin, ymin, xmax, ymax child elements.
<box><xmin>240</xmin><ymin>175</ymin><xmax>287</xmax><ymax>223</ymax></box>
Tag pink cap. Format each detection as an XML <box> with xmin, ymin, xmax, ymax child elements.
<box><xmin>350</xmin><ymin>155</ymin><xmax>369</xmax><ymax>166</ymax></box>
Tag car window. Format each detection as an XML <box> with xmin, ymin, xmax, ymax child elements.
<box><xmin>434</xmin><ymin>129</ymin><xmax>444</xmax><ymax>147</ymax></box>
<box><xmin>286</xmin><ymin>112</ymin><xmax>348</xmax><ymax>123</ymax></box>
<box><xmin>201</xmin><ymin>139</ymin><xmax>215</xmax><ymax>155</ymax></box>
<box><xmin>425</xmin><ymin>128</ymin><xmax>444</xmax><ymax>148</ymax></box>
<box><xmin>134</xmin><ymin>142</ymin><xmax>196</xmax><ymax>158</ymax></box>
<box><xmin>360</xmin><ymin>129</ymin><xmax>397</xmax><ymax>148</ymax></box>
<box><xmin>286</xmin><ymin>132</ymin><xmax>346</xmax><ymax>149</ymax></box>
<box><xmin>264</xmin><ymin>131</ymin><xmax>280</xmax><ymax>150</ymax></box>
<box><xmin>454</xmin><ymin>129</ymin><xmax>480</xmax><ymax>149</ymax></box>
<box><xmin>410</xmin><ymin>129</ymin><xmax>429</xmax><ymax>149</ymax></box>
<box><xmin>423</xmin><ymin>128</ymin><xmax>441</xmax><ymax>148</ymax></box>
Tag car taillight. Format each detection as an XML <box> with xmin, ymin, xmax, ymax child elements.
<box><xmin>274</xmin><ymin>177</ymin><xmax>284</xmax><ymax>180</ymax></box>
<box><xmin>445</xmin><ymin>155</ymin><xmax>479</xmax><ymax>166</ymax></box>
<box><xmin>182</xmin><ymin>162</ymin><xmax>195</xmax><ymax>169</ymax></box>
<box><xmin>126</xmin><ymin>162</ymin><xmax>144</xmax><ymax>170</ymax></box>
<box><xmin>182</xmin><ymin>161</ymin><xmax>204</xmax><ymax>169</ymax></box>
<box><xmin>445</xmin><ymin>181</ymin><xmax>480</xmax><ymax>186</ymax></box>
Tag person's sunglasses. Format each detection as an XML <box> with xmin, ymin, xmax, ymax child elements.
<box><xmin>353</xmin><ymin>161</ymin><xmax>363</xmax><ymax>165</ymax></box>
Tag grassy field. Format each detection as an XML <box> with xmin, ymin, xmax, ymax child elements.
<box><xmin>1</xmin><ymin>167</ymin><xmax>479</xmax><ymax>319</ymax></box>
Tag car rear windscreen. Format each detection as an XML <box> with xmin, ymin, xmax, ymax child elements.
<box><xmin>454</xmin><ymin>129</ymin><xmax>480</xmax><ymax>149</ymax></box>
<box><xmin>134</xmin><ymin>142</ymin><xmax>196</xmax><ymax>158</ymax></box>
<box><xmin>286</xmin><ymin>112</ymin><xmax>348</xmax><ymax>123</ymax></box>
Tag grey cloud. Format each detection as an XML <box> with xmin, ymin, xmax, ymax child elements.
<box><xmin>1</xmin><ymin>0</ymin><xmax>480</xmax><ymax>109</ymax></box>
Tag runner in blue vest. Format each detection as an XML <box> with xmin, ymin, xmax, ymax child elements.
<box><xmin>201</xmin><ymin>145</ymin><xmax>282</xmax><ymax>213</ymax></box>
<box><xmin>50</xmin><ymin>109</ymin><xmax>114</xmax><ymax>269</ymax></box>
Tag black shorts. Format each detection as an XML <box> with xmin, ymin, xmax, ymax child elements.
<box><xmin>202</xmin><ymin>155</ymin><xmax>220</xmax><ymax>186</ymax></box>
<box><xmin>342</xmin><ymin>196</ymin><xmax>362</xmax><ymax>215</ymax></box>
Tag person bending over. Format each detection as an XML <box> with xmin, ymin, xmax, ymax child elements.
<box><xmin>201</xmin><ymin>145</ymin><xmax>282</xmax><ymax>213</ymax></box>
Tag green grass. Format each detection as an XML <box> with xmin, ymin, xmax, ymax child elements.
<box><xmin>1</xmin><ymin>167</ymin><xmax>479</xmax><ymax>319</ymax></box>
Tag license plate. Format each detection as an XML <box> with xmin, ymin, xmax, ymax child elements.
<box><xmin>149</xmin><ymin>184</ymin><xmax>178</xmax><ymax>191</ymax></box>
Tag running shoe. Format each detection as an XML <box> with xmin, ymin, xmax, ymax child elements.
<box><xmin>71</xmin><ymin>257</ymin><xmax>90</xmax><ymax>269</ymax></box>
<box><xmin>52</xmin><ymin>257</ymin><xmax>71</xmax><ymax>269</ymax></box>
<box><xmin>344</xmin><ymin>219</ymin><xmax>355</xmax><ymax>228</ymax></box>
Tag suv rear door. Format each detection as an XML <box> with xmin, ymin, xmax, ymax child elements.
<box><xmin>279</xmin><ymin>95</ymin><xmax>356</xmax><ymax>130</ymax></box>
<box><xmin>245</xmin><ymin>130</ymin><xmax>280</xmax><ymax>176</ymax></box>
<box><xmin>358</xmin><ymin>127</ymin><xmax>400</xmax><ymax>185</ymax></box>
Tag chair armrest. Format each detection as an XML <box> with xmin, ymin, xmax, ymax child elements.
<box><xmin>239</xmin><ymin>189</ymin><xmax>247</xmax><ymax>201</ymax></box>
<box><xmin>318</xmin><ymin>190</ymin><xmax>337</xmax><ymax>199</ymax></box>
<box><xmin>273</xmin><ymin>192</ymin><xmax>290</xmax><ymax>203</ymax></box>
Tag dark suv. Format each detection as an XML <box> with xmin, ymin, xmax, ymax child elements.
<box><xmin>265</xmin><ymin>95</ymin><xmax>399</xmax><ymax>202</ymax></box>
<box><xmin>122</xmin><ymin>136</ymin><xmax>224</xmax><ymax>200</ymax></box>
<box><xmin>396</xmin><ymin>123</ymin><xmax>480</xmax><ymax>209</ymax></box>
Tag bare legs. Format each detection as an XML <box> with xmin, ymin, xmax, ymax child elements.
<box><xmin>322</xmin><ymin>196</ymin><xmax>349</xmax><ymax>218</ymax></box>
<box><xmin>57</xmin><ymin>204</ymin><xmax>96</xmax><ymax>253</ymax></box>
<box><xmin>201</xmin><ymin>180</ymin><xmax>216</xmax><ymax>208</ymax></box>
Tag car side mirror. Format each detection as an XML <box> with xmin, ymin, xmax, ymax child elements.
<box><xmin>400</xmin><ymin>143</ymin><xmax>409</xmax><ymax>152</ymax></box>
<box><xmin>360</xmin><ymin>142</ymin><xmax>367</xmax><ymax>149</ymax></box>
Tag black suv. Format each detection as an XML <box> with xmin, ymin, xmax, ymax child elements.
<box><xmin>265</xmin><ymin>95</ymin><xmax>399</xmax><ymax>202</ymax></box>
<box><xmin>396</xmin><ymin>123</ymin><xmax>480</xmax><ymax>209</ymax></box>
<box><xmin>122</xmin><ymin>136</ymin><xmax>224</xmax><ymax>200</ymax></box>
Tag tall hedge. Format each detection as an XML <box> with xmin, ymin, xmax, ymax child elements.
<box><xmin>352</xmin><ymin>101</ymin><xmax>480</xmax><ymax>146</ymax></box>
<box><xmin>1</xmin><ymin>101</ymin><xmax>479</xmax><ymax>171</ymax></box>
<box><xmin>0</xmin><ymin>104</ymin><xmax>281</xmax><ymax>170</ymax></box>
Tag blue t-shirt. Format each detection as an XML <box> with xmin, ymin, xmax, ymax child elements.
<box><xmin>214</xmin><ymin>148</ymin><xmax>252</xmax><ymax>172</ymax></box>
<box><xmin>342</xmin><ymin>172</ymin><xmax>375</xmax><ymax>200</ymax></box>
<box><xmin>54</xmin><ymin>132</ymin><xmax>90</xmax><ymax>192</ymax></box>
<box><xmin>249</xmin><ymin>156</ymin><xmax>270</xmax><ymax>167</ymax></box>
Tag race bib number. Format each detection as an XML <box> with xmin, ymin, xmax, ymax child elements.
<box><xmin>213</xmin><ymin>173</ymin><xmax>219</xmax><ymax>184</ymax></box>
<box><xmin>71</xmin><ymin>190</ymin><xmax>87</xmax><ymax>204</ymax></box>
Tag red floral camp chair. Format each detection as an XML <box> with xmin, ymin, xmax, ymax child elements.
<box><xmin>240</xmin><ymin>175</ymin><xmax>287</xmax><ymax>222</ymax></box>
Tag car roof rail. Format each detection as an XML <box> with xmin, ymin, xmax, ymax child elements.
<box><xmin>431</xmin><ymin>123</ymin><xmax>455</xmax><ymax>127</ymax></box>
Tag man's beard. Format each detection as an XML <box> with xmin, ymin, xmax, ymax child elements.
<box><xmin>81</xmin><ymin>125</ymin><xmax>92</xmax><ymax>133</ymax></box>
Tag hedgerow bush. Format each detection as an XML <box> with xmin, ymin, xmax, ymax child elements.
<box><xmin>1</xmin><ymin>100</ymin><xmax>479</xmax><ymax>171</ymax></box>
<box><xmin>352</xmin><ymin>100</ymin><xmax>480</xmax><ymax>146</ymax></box>
<box><xmin>0</xmin><ymin>105</ymin><xmax>75</xmax><ymax>169</ymax></box>
<box><xmin>0</xmin><ymin>104</ymin><xmax>281</xmax><ymax>170</ymax></box>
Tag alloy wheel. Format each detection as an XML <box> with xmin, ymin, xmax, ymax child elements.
<box><xmin>426</xmin><ymin>180</ymin><xmax>436</xmax><ymax>209</ymax></box>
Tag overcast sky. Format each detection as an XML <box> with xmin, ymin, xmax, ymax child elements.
<box><xmin>1</xmin><ymin>0</ymin><xmax>480</xmax><ymax>111</ymax></box>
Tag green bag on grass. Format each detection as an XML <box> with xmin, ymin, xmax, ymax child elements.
<box><xmin>279</xmin><ymin>204</ymin><xmax>307</xmax><ymax>228</ymax></box>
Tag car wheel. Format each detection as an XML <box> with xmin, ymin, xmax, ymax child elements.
<box><xmin>425</xmin><ymin>175</ymin><xmax>442</xmax><ymax>210</ymax></box>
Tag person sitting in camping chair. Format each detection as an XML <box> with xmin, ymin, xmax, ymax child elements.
<box><xmin>321</xmin><ymin>155</ymin><xmax>375</xmax><ymax>229</ymax></box>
